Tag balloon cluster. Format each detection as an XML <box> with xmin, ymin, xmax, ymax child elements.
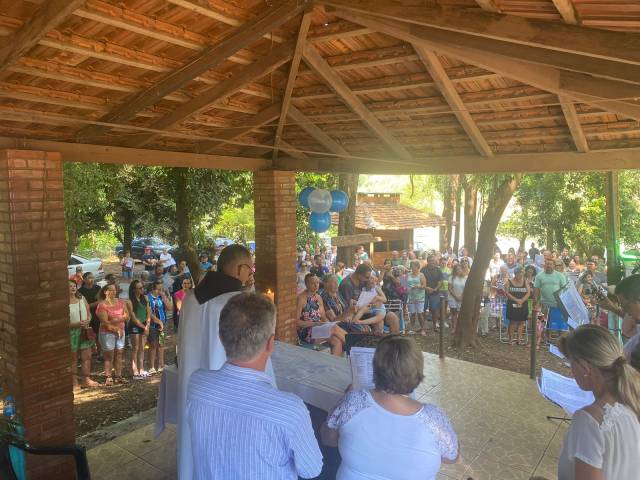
<box><xmin>299</xmin><ymin>187</ymin><xmax>349</xmax><ymax>233</ymax></box>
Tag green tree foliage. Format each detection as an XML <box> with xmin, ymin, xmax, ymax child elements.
<box><xmin>498</xmin><ymin>171</ymin><xmax>640</xmax><ymax>256</ymax></box>
<box><xmin>214</xmin><ymin>203</ymin><xmax>255</xmax><ymax>243</ymax></box>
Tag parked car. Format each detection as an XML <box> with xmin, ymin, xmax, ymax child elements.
<box><xmin>68</xmin><ymin>254</ymin><xmax>104</xmax><ymax>281</ymax></box>
<box><xmin>214</xmin><ymin>237</ymin><xmax>235</xmax><ymax>248</ymax></box>
<box><xmin>115</xmin><ymin>237</ymin><xmax>175</xmax><ymax>260</ymax></box>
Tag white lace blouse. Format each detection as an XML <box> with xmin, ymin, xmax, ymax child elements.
<box><xmin>326</xmin><ymin>389</ymin><xmax>458</xmax><ymax>480</ymax></box>
<box><xmin>558</xmin><ymin>402</ymin><xmax>640</xmax><ymax>480</ymax></box>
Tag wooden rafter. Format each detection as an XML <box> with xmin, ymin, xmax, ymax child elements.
<box><xmin>322</xmin><ymin>0</ymin><xmax>640</xmax><ymax>66</ymax></box>
<box><xmin>75</xmin><ymin>1</ymin><xmax>302</xmax><ymax>142</ymax></box>
<box><xmin>552</xmin><ymin>0</ymin><xmax>580</xmax><ymax>25</ymax></box>
<box><xmin>474</xmin><ymin>0</ymin><xmax>501</xmax><ymax>13</ymax></box>
<box><xmin>198</xmin><ymin>102</ymin><xmax>282</xmax><ymax>154</ymax></box>
<box><xmin>0</xmin><ymin>0</ymin><xmax>85</xmax><ymax>76</ymax></box>
<box><xmin>333</xmin><ymin>10</ymin><xmax>640</xmax><ymax>122</ymax></box>
<box><xmin>559</xmin><ymin>95</ymin><xmax>589</xmax><ymax>152</ymax></box>
<box><xmin>120</xmin><ymin>41</ymin><xmax>295</xmax><ymax>148</ymax></box>
<box><xmin>273</xmin><ymin>12</ymin><xmax>312</xmax><ymax>161</ymax></box>
<box><xmin>413</xmin><ymin>46</ymin><xmax>493</xmax><ymax>157</ymax></box>
<box><xmin>302</xmin><ymin>46</ymin><xmax>413</xmax><ymax>161</ymax></box>
<box><xmin>288</xmin><ymin>105</ymin><xmax>350</xmax><ymax>156</ymax></box>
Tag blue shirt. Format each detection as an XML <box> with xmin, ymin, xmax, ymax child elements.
<box><xmin>186</xmin><ymin>363</ymin><xmax>323</xmax><ymax>480</ymax></box>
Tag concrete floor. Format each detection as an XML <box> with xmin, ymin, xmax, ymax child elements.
<box><xmin>88</xmin><ymin>351</ymin><xmax>567</xmax><ymax>480</ymax></box>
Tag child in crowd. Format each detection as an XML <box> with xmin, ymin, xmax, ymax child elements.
<box><xmin>120</xmin><ymin>251</ymin><xmax>134</xmax><ymax>281</ymax></box>
<box><xmin>352</xmin><ymin>276</ymin><xmax>387</xmax><ymax>332</ymax></box>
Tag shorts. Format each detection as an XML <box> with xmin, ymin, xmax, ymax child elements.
<box><xmin>424</xmin><ymin>294</ymin><xmax>441</xmax><ymax>312</ymax></box>
<box><xmin>123</xmin><ymin>269</ymin><xmax>133</xmax><ymax>279</ymax></box>
<box><xmin>147</xmin><ymin>327</ymin><xmax>166</xmax><ymax>346</ymax></box>
<box><xmin>128</xmin><ymin>323</ymin><xmax>146</xmax><ymax>335</ymax></box>
<box><xmin>99</xmin><ymin>332</ymin><xmax>125</xmax><ymax>351</ymax></box>
<box><xmin>370</xmin><ymin>307</ymin><xmax>386</xmax><ymax>316</ymax></box>
<box><xmin>448</xmin><ymin>297</ymin><xmax>460</xmax><ymax>310</ymax></box>
<box><xmin>69</xmin><ymin>328</ymin><xmax>94</xmax><ymax>352</ymax></box>
<box><xmin>407</xmin><ymin>301</ymin><xmax>425</xmax><ymax>314</ymax></box>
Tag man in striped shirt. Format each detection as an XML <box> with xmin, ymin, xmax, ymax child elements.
<box><xmin>186</xmin><ymin>292</ymin><xmax>323</xmax><ymax>479</ymax></box>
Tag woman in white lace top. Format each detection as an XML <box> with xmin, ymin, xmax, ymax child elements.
<box><xmin>320</xmin><ymin>336</ymin><xmax>459</xmax><ymax>480</ymax></box>
<box><xmin>558</xmin><ymin>324</ymin><xmax>640</xmax><ymax>480</ymax></box>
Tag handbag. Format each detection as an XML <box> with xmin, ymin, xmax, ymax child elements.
<box><xmin>77</xmin><ymin>299</ymin><xmax>96</xmax><ymax>341</ymax></box>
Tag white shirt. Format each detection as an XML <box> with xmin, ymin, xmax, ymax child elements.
<box><xmin>488</xmin><ymin>259</ymin><xmax>504</xmax><ymax>278</ymax></box>
<box><xmin>327</xmin><ymin>389</ymin><xmax>458</xmax><ymax>480</ymax></box>
<box><xmin>187</xmin><ymin>364</ymin><xmax>322</xmax><ymax>480</ymax></box>
<box><xmin>558</xmin><ymin>403</ymin><xmax>640</xmax><ymax>480</ymax></box>
<box><xmin>159</xmin><ymin>252</ymin><xmax>176</xmax><ymax>268</ymax></box>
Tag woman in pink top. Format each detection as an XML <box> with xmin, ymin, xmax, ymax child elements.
<box><xmin>173</xmin><ymin>277</ymin><xmax>192</xmax><ymax>330</ymax></box>
<box><xmin>96</xmin><ymin>284</ymin><xmax>129</xmax><ymax>386</ymax></box>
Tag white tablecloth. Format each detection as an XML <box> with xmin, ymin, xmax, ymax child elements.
<box><xmin>155</xmin><ymin>342</ymin><xmax>351</xmax><ymax>437</ymax></box>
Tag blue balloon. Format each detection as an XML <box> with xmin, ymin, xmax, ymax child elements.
<box><xmin>299</xmin><ymin>187</ymin><xmax>315</xmax><ymax>209</ymax></box>
<box><xmin>330</xmin><ymin>190</ymin><xmax>349</xmax><ymax>213</ymax></box>
<box><xmin>309</xmin><ymin>212</ymin><xmax>331</xmax><ymax>233</ymax></box>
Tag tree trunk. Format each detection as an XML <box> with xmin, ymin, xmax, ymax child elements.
<box><xmin>337</xmin><ymin>173</ymin><xmax>359</xmax><ymax>265</ymax></box>
<box><xmin>122</xmin><ymin>210</ymin><xmax>134</xmax><ymax>253</ymax></box>
<box><xmin>555</xmin><ymin>227</ymin><xmax>565</xmax><ymax>251</ymax></box>
<box><xmin>519</xmin><ymin>236</ymin><xmax>526</xmax><ymax>252</ymax></box>
<box><xmin>454</xmin><ymin>174</ymin><xmax>523</xmax><ymax>349</ymax></box>
<box><xmin>546</xmin><ymin>228</ymin><xmax>554</xmax><ymax>251</ymax></box>
<box><xmin>174</xmin><ymin>167</ymin><xmax>203</xmax><ymax>284</ymax></box>
<box><xmin>453</xmin><ymin>180</ymin><xmax>462</xmax><ymax>253</ymax></box>
<box><xmin>439</xmin><ymin>175</ymin><xmax>459</xmax><ymax>252</ymax></box>
<box><xmin>463</xmin><ymin>176</ymin><xmax>478</xmax><ymax>256</ymax></box>
<box><xmin>66</xmin><ymin>226</ymin><xmax>78</xmax><ymax>258</ymax></box>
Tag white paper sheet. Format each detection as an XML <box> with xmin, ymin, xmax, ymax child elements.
<box><xmin>311</xmin><ymin>321</ymin><xmax>338</xmax><ymax>339</ymax></box>
<box><xmin>350</xmin><ymin>346</ymin><xmax>376</xmax><ymax>390</ymax></box>
<box><xmin>558</xmin><ymin>282</ymin><xmax>590</xmax><ymax>328</ymax></box>
<box><xmin>356</xmin><ymin>289</ymin><xmax>377</xmax><ymax>308</ymax></box>
<box><xmin>538</xmin><ymin>368</ymin><xmax>594</xmax><ymax>416</ymax></box>
<box><xmin>549</xmin><ymin>344</ymin><xmax>565</xmax><ymax>359</ymax></box>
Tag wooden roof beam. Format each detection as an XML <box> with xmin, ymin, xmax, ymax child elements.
<box><xmin>413</xmin><ymin>46</ymin><xmax>493</xmax><ymax>157</ymax></box>
<box><xmin>288</xmin><ymin>105</ymin><xmax>350</xmax><ymax>156</ymax></box>
<box><xmin>551</xmin><ymin>0</ymin><xmax>580</xmax><ymax>25</ymax></box>
<box><xmin>559</xmin><ymin>95</ymin><xmax>589</xmax><ymax>152</ymax></box>
<box><xmin>333</xmin><ymin>10</ymin><xmax>640</xmax><ymax>122</ymax></box>
<box><xmin>75</xmin><ymin>1</ymin><xmax>303</xmax><ymax>142</ymax></box>
<box><xmin>120</xmin><ymin>41</ymin><xmax>295</xmax><ymax>148</ymax></box>
<box><xmin>275</xmin><ymin>149</ymin><xmax>640</xmax><ymax>175</ymax></box>
<box><xmin>302</xmin><ymin>45</ymin><xmax>413</xmax><ymax>161</ymax></box>
<box><xmin>474</xmin><ymin>1</ymin><xmax>502</xmax><ymax>13</ymax></box>
<box><xmin>0</xmin><ymin>0</ymin><xmax>85</xmax><ymax>76</ymax></box>
<box><xmin>322</xmin><ymin>0</ymin><xmax>640</xmax><ymax>66</ymax></box>
<box><xmin>273</xmin><ymin>12</ymin><xmax>312</xmax><ymax>160</ymax></box>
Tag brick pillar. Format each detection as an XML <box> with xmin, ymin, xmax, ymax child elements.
<box><xmin>253</xmin><ymin>170</ymin><xmax>298</xmax><ymax>343</ymax></box>
<box><xmin>0</xmin><ymin>150</ymin><xmax>75</xmax><ymax>479</ymax></box>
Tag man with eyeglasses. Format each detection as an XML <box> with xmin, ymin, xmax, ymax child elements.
<box><xmin>177</xmin><ymin>244</ymin><xmax>270</xmax><ymax>479</ymax></box>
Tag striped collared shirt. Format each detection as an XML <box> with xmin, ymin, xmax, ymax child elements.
<box><xmin>186</xmin><ymin>363</ymin><xmax>323</xmax><ymax>480</ymax></box>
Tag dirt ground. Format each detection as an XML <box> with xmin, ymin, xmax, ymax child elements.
<box><xmin>75</xmin><ymin>260</ymin><xmax>570</xmax><ymax>439</ymax></box>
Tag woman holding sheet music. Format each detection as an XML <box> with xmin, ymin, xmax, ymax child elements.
<box><xmin>557</xmin><ymin>325</ymin><xmax>640</xmax><ymax>480</ymax></box>
<box><xmin>320</xmin><ymin>336</ymin><xmax>459</xmax><ymax>480</ymax></box>
<box><xmin>296</xmin><ymin>273</ymin><xmax>346</xmax><ymax>356</ymax></box>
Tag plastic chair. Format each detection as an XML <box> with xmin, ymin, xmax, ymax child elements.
<box><xmin>0</xmin><ymin>442</ymin><xmax>91</xmax><ymax>480</ymax></box>
<box><xmin>545</xmin><ymin>306</ymin><xmax>569</xmax><ymax>343</ymax></box>
<box><xmin>384</xmin><ymin>299</ymin><xmax>404</xmax><ymax>332</ymax></box>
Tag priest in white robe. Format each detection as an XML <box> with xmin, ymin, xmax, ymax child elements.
<box><xmin>177</xmin><ymin>244</ymin><xmax>275</xmax><ymax>479</ymax></box>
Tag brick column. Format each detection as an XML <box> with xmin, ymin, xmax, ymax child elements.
<box><xmin>253</xmin><ymin>170</ymin><xmax>298</xmax><ymax>343</ymax></box>
<box><xmin>0</xmin><ymin>150</ymin><xmax>75</xmax><ymax>479</ymax></box>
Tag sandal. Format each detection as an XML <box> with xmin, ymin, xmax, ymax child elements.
<box><xmin>82</xmin><ymin>379</ymin><xmax>100</xmax><ymax>388</ymax></box>
<box><xmin>104</xmin><ymin>377</ymin><xmax>114</xmax><ymax>387</ymax></box>
<box><xmin>115</xmin><ymin>377</ymin><xmax>129</xmax><ymax>385</ymax></box>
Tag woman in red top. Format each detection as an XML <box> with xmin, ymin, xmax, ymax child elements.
<box><xmin>96</xmin><ymin>284</ymin><xmax>129</xmax><ymax>386</ymax></box>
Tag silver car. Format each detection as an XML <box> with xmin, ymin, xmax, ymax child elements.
<box><xmin>68</xmin><ymin>254</ymin><xmax>105</xmax><ymax>281</ymax></box>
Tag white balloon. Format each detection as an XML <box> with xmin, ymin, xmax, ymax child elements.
<box><xmin>308</xmin><ymin>188</ymin><xmax>332</xmax><ymax>213</ymax></box>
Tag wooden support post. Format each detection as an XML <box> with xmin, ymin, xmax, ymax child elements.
<box><xmin>605</xmin><ymin>171</ymin><xmax>623</xmax><ymax>285</ymax></box>
<box><xmin>439</xmin><ymin>294</ymin><xmax>446</xmax><ymax>359</ymax></box>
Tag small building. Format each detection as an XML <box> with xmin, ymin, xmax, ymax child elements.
<box><xmin>334</xmin><ymin>193</ymin><xmax>445</xmax><ymax>266</ymax></box>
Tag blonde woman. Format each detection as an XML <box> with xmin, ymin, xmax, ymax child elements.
<box><xmin>558</xmin><ymin>325</ymin><xmax>640</xmax><ymax>480</ymax></box>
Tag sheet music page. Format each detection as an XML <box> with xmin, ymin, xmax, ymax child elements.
<box><xmin>558</xmin><ymin>282</ymin><xmax>590</xmax><ymax>327</ymax></box>
<box><xmin>356</xmin><ymin>289</ymin><xmax>377</xmax><ymax>308</ymax></box>
<box><xmin>311</xmin><ymin>321</ymin><xmax>338</xmax><ymax>339</ymax></box>
<box><xmin>549</xmin><ymin>344</ymin><xmax>565</xmax><ymax>359</ymax></box>
<box><xmin>539</xmin><ymin>368</ymin><xmax>594</xmax><ymax>415</ymax></box>
<box><xmin>349</xmin><ymin>347</ymin><xmax>376</xmax><ymax>390</ymax></box>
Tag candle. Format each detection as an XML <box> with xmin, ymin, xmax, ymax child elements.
<box><xmin>265</xmin><ymin>289</ymin><xmax>275</xmax><ymax>302</ymax></box>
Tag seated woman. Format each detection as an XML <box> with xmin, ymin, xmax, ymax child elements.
<box><xmin>558</xmin><ymin>325</ymin><xmax>640</xmax><ymax>480</ymax></box>
<box><xmin>321</xmin><ymin>274</ymin><xmax>368</xmax><ymax>334</ymax></box>
<box><xmin>321</xmin><ymin>336</ymin><xmax>459</xmax><ymax>480</ymax></box>
<box><xmin>296</xmin><ymin>273</ymin><xmax>346</xmax><ymax>356</ymax></box>
<box><xmin>352</xmin><ymin>275</ymin><xmax>387</xmax><ymax>333</ymax></box>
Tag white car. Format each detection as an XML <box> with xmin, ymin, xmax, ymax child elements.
<box><xmin>68</xmin><ymin>254</ymin><xmax>105</xmax><ymax>281</ymax></box>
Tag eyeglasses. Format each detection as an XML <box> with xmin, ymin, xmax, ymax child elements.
<box><xmin>238</xmin><ymin>263</ymin><xmax>255</xmax><ymax>275</ymax></box>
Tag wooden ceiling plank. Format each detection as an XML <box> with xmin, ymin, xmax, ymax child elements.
<box><xmin>551</xmin><ymin>0</ymin><xmax>580</xmax><ymax>25</ymax></box>
<box><xmin>288</xmin><ymin>105</ymin><xmax>350</xmax><ymax>156</ymax></box>
<box><xmin>413</xmin><ymin>46</ymin><xmax>493</xmax><ymax>157</ymax></box>
<box><xmin>475</xmin><ymin>0</ymin><xmax>502</xmax><ymax>13</ymax></box>
<box><xmin>0</xmin><ymin>0</ymin><xmax>85</xmax><ymax>76</ymax></box>
<box><xmin>273</xmin><ymin>12</ymin><xmax>312</xmax><ymax>161</ymax></box>
<box><xmin>321</xmin><ymin>0</ymin><xmax>640</xmax><ymax>66</ymax></box>
<box><xmin>120</xmin><ymin>41</ymin><xmax>295</xmax><ymax>148</ymax></box>
<box><xmin>75</xmin><ymin>1</ymin><xmax>302</xmax><ymax>142</ymax></box>
<box><xmin>334</xmin><ymin>10</ymin><xmax>640</xmax><ymax>122</ymax></box>
<box><xmin>302</xmin><ymin>45</ymin><xmax>413</xmax><ymax>161</ymax></box>
<box><xmin>198</xmin><ymin>102</ymin><xmax>281</xmax><ymax>154</ymax></box>
<box><xmin>559</xmin><ymin>94</ymin><xmax>589</xmax><ymax>152</ymax></box>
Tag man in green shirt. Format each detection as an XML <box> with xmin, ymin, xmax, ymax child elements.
<box><xmin>534</xmin><ymin>259</ymin><xmax>568</xmax><ymax>309</ymax></box>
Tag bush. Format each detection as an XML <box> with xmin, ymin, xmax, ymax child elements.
<box><xmin>76</xmin><ymin>231</ymin><xmax>119</xmax><ymax>259</ymax></box>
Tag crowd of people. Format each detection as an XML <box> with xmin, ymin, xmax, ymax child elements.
<box><xmin>295</xmin><ymin>241</ymin><xmax>622</xmax><ymax>350</ymax></box>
